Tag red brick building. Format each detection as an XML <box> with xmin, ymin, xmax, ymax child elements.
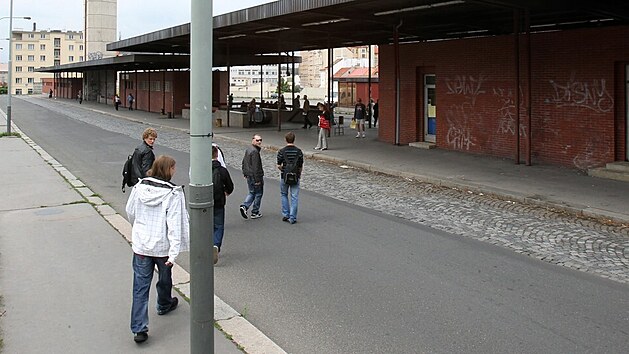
<box><xmin>378</xmin><ymin>25</ymin><xmax>629</xmax><ymax>169</ymax></box>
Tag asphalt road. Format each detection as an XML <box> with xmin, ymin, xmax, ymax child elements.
<box><xmin>7</xmin><ymin>97</ymin><xmax>629</xmax><ymax>353</ymax></box>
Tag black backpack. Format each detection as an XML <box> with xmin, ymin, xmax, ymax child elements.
<box><xmin>121</xmin><ymin>154</ymin><xmax>135</xmax><ymax>193</ymax></box>
<box><xmin>212</xmin><ymin>165</ymin><xmax>223</xmax><ymax>201</ymax></box>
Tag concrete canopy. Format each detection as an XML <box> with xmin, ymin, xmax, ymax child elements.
<box><xmin>106</xmin><ymin>0</ymin><xmax>629</xmax><ymax>62</ymax></box>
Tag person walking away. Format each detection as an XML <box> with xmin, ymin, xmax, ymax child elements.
<box><xmin>239</xmin><ymin>134</ymin><xmax>265</xmax><ymax>219</ymax></box>
<box><xmin>247</xmin><ymin>98</ymin><xmax>257</xmax><ymax>127</ymax></box>
<box><xmin>277</xmin><ymin>132</ymin><xmax>304</xmax><ymax>224</ymax></box>
<box><xmin>212</xmin><ymin>145</ymin><xmax>234</xmax><ymax>264</ymax></box>
<box><xmin>128</xmin><ymin>93</ymin><xmax>135</xmax><ymax>111</ymax></box>
<box><xmin>48</xmin><ymin>89</ymin><xmax>53</xmax><ymax>98</ymax></box>
<box><xmin>131</xmin><ymin>128</ymin><xmax>157</xmax><ymax>186</ymax></box>
<box><xmin>373</xmin><ymin>99</ymin><xmax>379</xmax><ymax>127</ymax></box>
<box><xmin>314</xmin><ymin>103</ymin><xmax>330</xmax><ymax>150</ymax></box>
<box><xmin>302</xmin><ymin>95</ymin><xmax>313</xmax><ymax>129</ymax></box>
<box><xmin>125</xmin><ymin>155</ymin><xmax>189</xmax><ymax>343</ymax></box>
<box><xmin>115</xmin><ymin>94</ymin><xmax>121</xmax><ymax>110</ymax></box>
<box><xmin>354</xmin><ymin>97</ymin><xmax>367</xmax><ymax>138</ymax></box>
<box><xmin>77</xmin><ymin>90</ymin><xmax>83</xmax><ymax>104</ymax></box>
<box><xmin>289</xmin><ymin>94</ymin><xmax>300</xmax><ymax>122</ymax></box>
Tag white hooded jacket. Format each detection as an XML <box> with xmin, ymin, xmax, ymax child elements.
<box><xmin>126</xmin><ymin>177</ymin><xmax>190</xmax><ymax>264</ymax></box>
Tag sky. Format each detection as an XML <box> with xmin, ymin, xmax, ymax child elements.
<box><xmin>0</xmin><ymin>0</ymin><xmax>273</xmax><ymax>63</ymax></box>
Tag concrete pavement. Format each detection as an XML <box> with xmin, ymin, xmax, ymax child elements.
<box><xmin>0</xmin><ymin>118</ymin><xmax>281</xmax><ymax>353</ymax></box>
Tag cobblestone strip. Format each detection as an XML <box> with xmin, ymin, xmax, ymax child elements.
<box><xmin>26</xmin><ymin>97</ymin><xmax>629</xmax><ymax>284</ymax></box>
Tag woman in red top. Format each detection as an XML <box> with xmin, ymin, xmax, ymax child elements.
<box><xmin>314</xmin><ymin>102</ymin><xmax>330</xmax><ymax>150</ymax></box>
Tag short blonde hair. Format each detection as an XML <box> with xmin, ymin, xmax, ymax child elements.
<box><xmin>142</xmin><ymin>127</ymin><xmax>157</xmax><ymax>140</ymax></box>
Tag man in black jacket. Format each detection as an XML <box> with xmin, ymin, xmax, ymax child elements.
<box><xmin>131</xmin><ymin>128</ymin><xmax>157</xmax><ymax>185</ymax></box>
<box><xmin>212</xmin><ymin>145</ymin><xmax>234</xmax><ymax>265</ymax></box>
<box><xmin>239</xmin><ymin>134</ymin><xmax>264</xmax><ymax>219</ymax></box>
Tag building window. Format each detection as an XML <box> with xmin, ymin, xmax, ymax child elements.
<box><xmin>54</xmin><ymin>60</ymin><xmax>60</xmax><ymax>66</ymax></box>
<box><xmin>79</xmin><ymin>56</ymin><xmax>84</xmax><ymax>61</ymax></box>
<box><xmin>79</xmin><ymin>45</ymin><xmax>84</xmax><ymax>51</ymax></box>
<box><xmin>15</xmin><ymin>66</ymin><xmax>22</xmax><ymax>72</ymax></box>
<box><xmin>15</xmin><ymin>55</ymin><xmax>22</xmax><ymax>61</ymax></box>
<box><xmin>164</xmin><ymin>81</ymin><xmax>172</xmax><ymax>92</ymax></box>
<box><xmin>28</xmin><ymin>88</ymin><xmax>33</xmax><ymax>94</ymax></box>
<box><xmin>69</xmin><ymin>45</ymin><xmax>74</xmax><ymax>51</ymax></box>
<box><xmin>54</xmin><ymin>38</ymin><xmax>61</xmax><ymax>47</ymax></box>
<box><xmin>28</xmin><ymin>55</ymin><xmax>35</xmax><ymax>61</ymax></box>
<box><xmin>28</xmin><ymin>44</ymin><xmax>34</xmax><ymax>50</ymax></box>
<box><xmin>40</xmin><ymin>34</ymin><xmax>46</xmax><ymax>39</ymax></box>
<box><xmin>27</xmin><ymin>34</ymin><xmax>34</xmax><ymax>39</ymax></box>
<box><xmin>28</xmin><ymin>67</ymin><xmax>34</xmax><ymax>72</ymax></box>
<box><xmin>16</xmin><ymin>43</ymin><xmax>23</xmax><ymax>50</ymax></box>
<box><xmin>68</xmin><ymin>34</ymin><xmax>74</xmax><ymax>40</ymax></box>
<box><xmin>15</xmin><ymin>78</ymin><xmax>22</xmax><ymax>84</ymax></box>
<box><xmin>68</xmin><ymin>56</ymin><xmax>74</xmax><ymax>62</ymax></box>
<box><xmin>150</xmin><ymin>81</ymin><xmax>161</xmax><ymax>91</ymax></box>
<box><xmin>40</xmin><ymin>55</ymin><xmax>46</xmax><ymax>61</ymax></box>
<box><xmin>15</xmin><ymin>89</ymin><xmax>22</xmax><ymax>95</ymax></box>
<box><xmin>27</xmin><ymin>78</ymin><xmax>34</xmax><ymax>84</ymax></box>
<box><xmin>40</xmin><ymin>44</ymin><xmax>46</xmax><ymax>50</ymax></box>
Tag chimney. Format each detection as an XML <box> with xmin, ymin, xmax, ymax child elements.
<box><xmin>33</xmin><ymin>22</ymin><xmax>36</xmax><ymax>31</ymax></box>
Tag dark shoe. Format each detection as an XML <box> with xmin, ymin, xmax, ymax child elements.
<box><xmin>282</xmin><ymin>217</ymin><xmax>289</xmax><ymax>222</ymax></box>
<box><xmin>239</xmin><ymin>206</ymin><xmax>248</xmax><ymax>219</ymax></box>
<box><xmin>289</xmin><ymin>219</ymin><xmax>297</xmax><ymax>224</ymax></box>
<box><xmin>134</xmin><ymin>331</ymin><xmax>148</xmax><ymax>343</ymax></box>
<box><xmin>157</xmin><ymin>297</ymin><xmax>178</xmax><ymax>315</ymax></box>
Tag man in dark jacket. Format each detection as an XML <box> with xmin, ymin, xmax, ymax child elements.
<box><xmin>131</xmin><ymin>128</ymin><xmax>157</xmax><ymax>185</ymax></box>
<box><xmin>212</xmin><ymin>146</ymin><xmax>234</xmax><ymax>265</ymax></box>
<box><xmin>239</xmin><ymin>134</ymin><xmax>264</xmax><ymax>219</ymax></box>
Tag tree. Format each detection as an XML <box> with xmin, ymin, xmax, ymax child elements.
<box><xmin>275</xmin><ymin>78</ymin><xmax>302</xmax><ymax>94</ymax></box>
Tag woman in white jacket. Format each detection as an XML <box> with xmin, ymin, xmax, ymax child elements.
<box><xmin>126</xmin><ymin>155</ymin><xmax>189</xmax><ymax>343</ymax></box>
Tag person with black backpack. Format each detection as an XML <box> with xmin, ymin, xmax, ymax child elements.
<box><xmin>212</xmin><ymin>145</ymin><xmax>234</xmax><ymax>265</ymax></box>
<box><xmin>277</xmin><ymin>132</ymin><xmax>304</xmax><ymax>224</ymax></box>
<box><xmin>122</xmin><ymin>128</ymin><xmax>157</xmax><ymax>193</ymax></box>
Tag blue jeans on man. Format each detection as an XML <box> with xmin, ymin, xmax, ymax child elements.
<box><xmin>241</xmin><ymin>176</ymin><xmax>263</xmax><ymax>215</ymax></box>
<box><xmin>130</xmin><ymin>253</ymin><xmax>175</xmax><ymax>334</ymax></box>
<box><xmin>213</xmin><ymin>206</ymin><xmax>225</xmax><ymax>250</ymax></box>
<box><xmin>280</xmin><ymin>178</ymin><xmax>300</xmax><ymax>223</ymax></box>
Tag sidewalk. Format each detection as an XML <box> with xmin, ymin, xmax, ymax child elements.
<box><xmin>0</xmin><ymin>122</ymin><xmax>260</xmax><ymax>352</ymax></box>
<box><xmin>55</xmin><ymin>96</ymin><xmax>629</xmax><ymax>225</ymax></box>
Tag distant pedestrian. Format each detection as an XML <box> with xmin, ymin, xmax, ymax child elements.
<box><xmin>302</xmin><ymin>95</ymin><xmax>313</xmax><ymax>129</ymax></box>
<box><xmin>128</xmin><ymin>93</ymin><xmax>134</xmax><ymax>111</ymax></box>
<box><xmin>277</xmin><ymin>132</ymin><xmax>304</xmax><ymax>224</ymax></box>
<box><xmin>373</xmin><ymin>99</ymin><xmax>379</xmax><ymax>126</ymax></box>
<box><xmin>115</xmin><ymin>94</ymin><xmax>121</xmax><ymax>110</ymax></box>
<box><xmin>228</xmin><ymin>93</ymin><xmax>234</xmax><ymax>109</ymax></box>
<box><xmin>126</xmin><ymin>155</ymin><xmax>189</xmax><ymax>343</ymax></box>
<box><xmin>130</xmin><ymin>128</ymin><xmax>157</xmax><ymax>185</ymax></box>
<box><xmin>78</xmin><ymin>90</ymin><xmax>83</xmax><ymax>104</ymax></box>
<box><xmin>247</xmin><ymin>98</ymin><xmax>257</xmax><ymax>127</ymax></box>
<box><xmin>292</xmin><ymin>95</ymin><xmax>300</xmax><ymax>112</ymax></box>
<box><xmin>239</xmin><ymin>134</ymin><xmax>265</xmax><ymax>219</ymax></box>
<box><xmin>354</xmin><ymin>97</ymin><xmax>367</xmax><ymax>138</ymax></box>
<box><xmin>212</xmin><ymin>145</ymin><xmax>234</xmax><ymax>265</ymax></box>
<box><xmin>314</xmin><ymin>102</ymin><xmax>330</xmax><ymax>150</ymax></box>
<box><xmin>48</xmin><ymin>89</ymin><xmax>53</xmax><ymax>98</ymax></box>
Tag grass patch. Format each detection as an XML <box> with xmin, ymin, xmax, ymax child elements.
<box><xmin>0</xmin><ymin>132</ymin><xmax>21</xmax><ymax>138</ymax></box>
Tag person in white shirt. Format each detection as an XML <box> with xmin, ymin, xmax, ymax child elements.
<box><xmin>125</xmin><ymin>155</ymin><xmax>190</xmax><ymax>343</ymax></box>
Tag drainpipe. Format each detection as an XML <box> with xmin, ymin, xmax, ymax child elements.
<box><xmin>513</xmin><ymin>9</ymin><xmax>521</xmax><ymax>164</ymax></box>
<box><xmin>368</xmin><ymin>44</ymin><xmax>372</xmax><ymax>129</ymax></box>
<box><xmin>526</xmin><ymin>9</ymin><xmax>532</xmax><ymax>166</ymax></box>
<box><xmin>394</xmin><ymin>20</ymin><xmax>403</xmax><ymax>145</ymax></box>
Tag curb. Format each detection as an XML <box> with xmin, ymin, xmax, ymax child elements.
<box><xmin>9</xmin><ymin>122</ymin><xmax>286</xmax><ymax>354</ymax></box>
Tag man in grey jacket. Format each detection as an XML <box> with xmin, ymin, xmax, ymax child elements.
<box><xmin>239</xmin><ymin>134</ymin><xmax>265</xmax><ymax>219</ymax></box>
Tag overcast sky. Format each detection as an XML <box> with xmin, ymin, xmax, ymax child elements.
<box><xmin>0</xmin><ymin>0</ymin><xmax>273</xmax><ymax>62</ymax></box>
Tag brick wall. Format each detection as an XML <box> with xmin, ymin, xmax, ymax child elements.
<box><xmin>379</xmin><ymin>25</ymin><xmax>629</xmax><ymax>168</ymax></box>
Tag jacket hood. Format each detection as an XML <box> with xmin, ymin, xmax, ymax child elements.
<box><xmin>135</xmin><ymin>177</ymin><xmax>180</xmax><ymax>206</ymax></box>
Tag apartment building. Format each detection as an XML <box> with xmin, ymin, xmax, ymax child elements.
<box><xmin>10</xmin><ymin>29</ymin><xmax>84</xmax><ymax>95</ymax></box>
<box><xmin>299</xmin><ymin>46</ymin><xmax>378</xmax><ymax>89</ymax></box>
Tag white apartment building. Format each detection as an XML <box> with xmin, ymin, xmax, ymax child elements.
<box><xmin>10</xmin><ymin>29</ymin><xmax>84</xmax><ymax>95</ymax></box>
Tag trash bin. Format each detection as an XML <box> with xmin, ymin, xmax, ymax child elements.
<box><xmin>216</xmin><ymin>118</ymin><xmax>223</xmax><ymax>127</ymax></box>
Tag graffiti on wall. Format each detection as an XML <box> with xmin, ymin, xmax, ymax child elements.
<box><xmin>444</xmin><ymin>74</ymin><xmax>487</xmax><ymax>150</ymax></box>
<box><xmin>548</xmin><ymin>72</ymin><xmax>614</xmax><ymax>113</ymax></box>
<box><xmin>572</xmin><ymin>137</ymin><xmax>611</xmax><ymax>170</ymax></box>
<box><xmin>493</xmin><ymin>87</ymin><xmax>527</xmax><ymax>137</ymax></box>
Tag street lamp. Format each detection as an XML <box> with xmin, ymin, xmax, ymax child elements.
<box><xmin>3</xmin><ymin>0</ymin><xmax>31</xmax><ymax>134</ymax></box>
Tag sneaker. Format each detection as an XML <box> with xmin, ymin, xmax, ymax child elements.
<box><xmin>250</xmin><ymin>213</ymin><xmax>262</xmax><ymax>219</ymax></box>
<box><xmin>321</xmin><ymin>148</ymin><xmax>328</xmax><ymax>151</ymax></box>
<box><xmin>282</xmin><ymin>216</ymin><xmax>289</xmax><ymax>222</ymax></box>
<box><xmin>289</xmin><ymin>219</ymin><xmax>297</xmax><ymax>224</ymax></box>
<box><xmin>355</xmin><ymin>134</ymin><xmax>361</xmax><ymax>138</ymax></box>
<box><xmin>313</xmin><ymin>147</ymin><xmax>320</xmax><ymax>150</ymax></box>
<box><xmin>239</xmin><ymin>206</ymin><xmax>248</xmax><ymax>219</ymax></box>
<box><xmin>157</xmin><ymin>297</ymin><xmax>178</xmax><ymax>315</ymax></box>
<box><xmin>361</xmin><ymin>133</ymin><xmax>366</xmax><ymax>138</ymax></box>
<box><xmin>213</xmin><ymin>245</ymin><xmax>219</xmax><ymax>265</ymax></box>
<box><xmin>134</xmin><ymin>331</ymin><xmax>148</xmax><ymax>343</ymax></box>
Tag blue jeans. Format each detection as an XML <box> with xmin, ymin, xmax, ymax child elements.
<box><xmin>130</xmin><ymin>253</ymin><xmax>174</xmax><ymax>333</ymax></box>
<box><xmin>213</xmin><ymin>206</ymin><xmax>225</xmax><ymax>249</ymax></box>
<box><xmin>241</xmin><ymin>176</ymin><xmax>263</xmax><ymax>215</ymax></box>
<box><xmin>280</xmin><ymin>178</ymin><xmax>300</xmax><ymax>222</ymax></box>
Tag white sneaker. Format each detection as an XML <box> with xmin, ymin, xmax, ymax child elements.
<box><xmin>361</xmin><ymin>133</ymin><xmax>366</xmax><ymax>138</ymax></box>
<box><xmin>213</xmin><ymin>245</ymin><xmax>219</xmax><ymax>265</ymax></box>
<box><xmin>250</xmin><ymin>213</ymin><xmax>263</xmax><ymax>219</ymax></box>
<box><xmin>355</xmin><ymin>133</ymin><xmax>361</xmax><ymax>138</ymax></box>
